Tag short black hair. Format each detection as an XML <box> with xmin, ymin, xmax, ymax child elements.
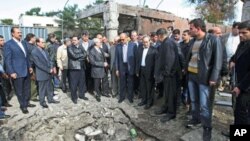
<box><xmin>232</xmin><ymin>21</ymin><xmax>241</xmax><ymax>28</ymax></box>
<box><xmin>47</xmin><ymin>33</ymin><xmax>55</xmax><ymax>40</ymax></box>
<box><xmin>25</xmin><ymin>33</ymin><xmax>35</xmax><ymax>42</ymax></box>
<box><xmin>238</xmin><ymin>20</ymin><xmax>250</xmax><ymax>30</ymax></box>
<box><xmin>0</xmin><ymin>35</ymin><xmax>3</xmax><ymax>38</ymax></box>
<box><xmin>207</xmin><ymin>29</ymin><xmax>214</xmax><ymax>34</ymax></box>
<box><xmin>36</xmin><ymin>38</ymin><xmax>41</xmax><ymax>43</ymax></box>
<box><xmin>173</xmin><ymin>29</ymin><xmax>180</xmax><ymax>35</ymax></box>
<box><xmin>82</xmin><ymin>30</ymin><xmax>89</xmax><ymax>36</ymax></box>
<box><xmin>11</xmin><ymin>27</ymin><xmax>19</xmax><ymax>34</ymax></box>
<box><xmin>189</xmin><ymin>18</ymin><xmax>206</xmax><ymax>33</ymax></box>
<box><xmin>183</xmin><ymin>30</ymin><xmax>190</xmax><ymax>34</ymax></box>
<box><xmin>156</xmin><ymin>28</ymin><xmax>167</xmax><ymax>36</ymax></box>
<box><xmin>150</xmin><ymin>32</ymin><xmax>157</xmax><ymax>37</ymax></box>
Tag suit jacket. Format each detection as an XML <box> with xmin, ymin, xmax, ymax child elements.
<box><xmin>4</xmin><ymin>39</ymin><xmax>30</xmax><ymax>78</ymax></box>
<box><xmin>110</xmin><ymin>45</ymin><xmax>117</xmax><ymax>70</ymax></box>
<box><xmin>115</xmin><ymin>42</ymin><xmax>137</xmax><ymax>75</ymax></box>
<box><xmin>231</xmin><ymin>41</ymin><xmax>250</xmax><ymax>92</ymax></box>
<box><xmin>136</xmin><ymin>46</ymin><xmax>158</xmax><ymax>79</ymax></box>
<box><xmin>31</xmin><ymin>47</ymin><xmax>52</xmax><ymax>81</ymax></box>
<box><xmin>89</xmin><ymin>47</ymin><xmax>105</xmax><ymax>78</ymax></box>
<box><xmin>22</xmin><ymin>40</ymin><xmax>37</xmax><ymax>68</ymax></box>
<box><xmin>155</xmin><ymin>37</ymin><xmax>180</xmax><ymax>83</ymax></box>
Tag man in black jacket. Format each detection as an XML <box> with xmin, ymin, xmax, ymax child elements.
<box><xmin>186</xmin><ymin>18</ymin><xmax>223</xmax><ymax>141</ymax></box>
<box><xmin>68</xmin><ymin>36</ymin><xmax>88</xmax><ymax>104</ymax></box>
<box><xmin>136</xmin><ymin>36</ymin><xmax>158</xmax><ymax>109</ymax></box>
<box><xmin>230</xmin><ymin>20</ymin><xmax>250</xmax><ymax>125</ymax></box>
<box><xmin>154</xmin><ymin>28</ymin><xmax>180</xmax><ymax>122</ymax></box>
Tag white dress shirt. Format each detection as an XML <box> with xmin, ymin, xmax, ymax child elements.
<box><xmin>122</xmin><ymin>44</ymin><xmax>128</xmax><ymax>63</ymax></box>
<box><xmin>141</xmin><ymin>47</ymin><xmax>149</xmax><ymax>67</ymax></box>
<box><xmin>225</xmin><ymin>33</ymin><xmax>240</xmax><ymax>62</ymax></box>
<box><xmin>13</xmin><ymin>38</ymin><xmax>26</xmax><ymax>57</ymax></box>
<box><xmin>82</xmin><ymin>41</ymin><xmax>89</xmax><ymax>51</ymax></box>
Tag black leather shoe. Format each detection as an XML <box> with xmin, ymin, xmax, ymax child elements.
<box><xmin>4</xmin><ymin>103</ymin><xmax>12</xmax><ymax>107</ymax></box>
<box><xmin>160</xmin><ymin>115</ymin><xmax>176</xmax><ymax>123</ymax></box>
<box><xmin>102</xmin><ymin>93</ymin><xmax>111</xmax><ymax>97</ymax></box>
<box><xmin>21</xmin><ymin>108</ymin><xmax>29</xmax><ymax>114</ymax></box>
<box><xmin>138</xmin><ymin>102</ymin><xmax>146</xmax><ymax>106</ymax></box>
<box><xmin>79</xmin><ymin>97</ymin><xmax>89</xmax><ymax>100</ymax></box>
<box><xmin>0</xmin><ymin>115</ymin><xmax>11</xmax><ymax>119</ymax></box>
<box><xmin>48</xmin><ymin>100</ymin><xmax>60</xmax><ymax>104</ymax></box>
<box><xmin>128</xmin><ymin>99</ymin><xmax>133</xmax><ymax>103</ymax></box>
<box><xmin>144</xmin><ymin>104</ymin><xmax>153</xmax><ymax>110</ymax></box>
<box><xmin>118</xmin><ymin>99</ymin><xmax>124</xmax><ymax>103</ymax></box>
<box><xmin>28</xmin><ymin>103</ymin><xmax>36</xmax><ymax>108</ymax></box>
<box><xmin>41</xmin><ymin>104</ymin><xmax>48</xmax><ymax>108</ymax></box>
<box><xmin>154</xmin><ymin>109</ymin><xmax>167</xmax><ymax>115</ymax></box>
<box><xmin>96</xmin><ymin>96</ymin><xmax>101</xmax><ymax>102</ymax></box>
<box><xmin>72</xmin><ymin>100</ymin><xmax>77</xmax><ymax>104</ymax></box>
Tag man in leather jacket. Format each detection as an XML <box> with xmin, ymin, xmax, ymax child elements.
<box><xmin>68</xmin><ymin>36</ymin><xmax>88</xmax><ymax>104</ymax></box>
<box><xmin>230</xmin><ymin>20</ymin><xmax>250</xmax><ymax>125</ymax></box>
<box><xmin>186</xmin><ymin>18</ymin><xmax>223</xmax><ymax>141</ymax></box>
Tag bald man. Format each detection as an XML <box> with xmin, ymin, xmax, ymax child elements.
<box><xmin>212</xmin><ymin>27</ymin><xmax>222</xmax><ymax>37</ymax></box>
<box><xmin>115</xmin><ymin>33</ymin><xmax>137</xmax><ymax>103</ymax></box>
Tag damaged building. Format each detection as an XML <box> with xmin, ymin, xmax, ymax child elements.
<box><xmin>78</xmin><ymin>0</ymin><xmax>230</xmax><ymax>40</ymax></box>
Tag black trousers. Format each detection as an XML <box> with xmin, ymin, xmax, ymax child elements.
<box><xmin>162</xmin><ymin>76</ymin><xmax>177</xmax><ymax>116</ymax></box>
<box><xmin>119</xmin><ymin>63</ymin><xmax>134</xmax><ymax>101</ymax></box>
<box><xmin>102</xmin><ymin>70</ymin><xmax>110</xmax><ymax>95</ymax></box>
<box><xmin>2</xmin><ymin>78</ymin><xmax>12</xmax><ymax>101</ymax></box>
<box><xmin>12</xmin><ymin>76</ymin><xmax>31</xmax><ymax>108</ymax></box>
<box><xmin>38</xmin><ymin>79</ymin><xmax>54</xmax><ymax>105</ymax></box>
<box><xmin>234</xmin><ymin>92</ymin><xmax>250</xmax><ymax>125</ymax></box>
<box><xmin>140</xmin><ymin>67</ymin><xmax>154</xmax><ymax>105</ymax></box>
<box><xmin>69</xmin><ymin>69</ymin><xmax>86</xmax><ymax>101</ymax></box>
<box><xmin>85</xmin><ymin>62</ymin><xmax>94</xmax><ymax>93</ymax></box>
<box><xmin>94</xmin><ymin>78</ymin><xmax>102</xmax><ymax>96</ymax></box>
<box><xmin>61</xmin><ymin>69</ymin><xmax>68</xmax><ymax>91</ymax></box>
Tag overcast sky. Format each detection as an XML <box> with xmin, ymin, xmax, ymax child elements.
<box><xmin>0</xmin><ymin>0</ymin><xmax>243</xmax><ymax>24</ymax></box>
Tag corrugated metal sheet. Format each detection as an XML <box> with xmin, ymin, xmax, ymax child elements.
<box><xmin>0</xmin><ymin>25</ymin><xmax>48</xmax><ymax>41</ymax></box>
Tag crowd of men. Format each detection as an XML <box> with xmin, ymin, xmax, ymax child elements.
<box><xmin>0</xmin><ymin>18</ymin><xmax>250</xmax><ymax>141</ymax></box>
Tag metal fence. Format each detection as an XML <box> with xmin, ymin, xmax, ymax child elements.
<box><xmin>0</xmin><ymin>25</ymin><xmax>48</xmax><ymax>41</ymax></box>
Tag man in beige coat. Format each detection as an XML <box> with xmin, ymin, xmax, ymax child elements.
<box><xmin>57</xmin><ymin>38</ymin><xmax>71</xmax><ymax>93</ymax></box>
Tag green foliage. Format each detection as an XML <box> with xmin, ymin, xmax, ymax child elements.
<box><xmin>186</xmin><ymin>0</ymin><xmax>238</xmax><ymax>23</ymax></box>
<box><xmin>45</xmin><ymin>11</ymin><xmax>61</xmax><ymax>17</ymax></box>
<box><xmin>94</xmin><ymin>0</ymin><xmax>104</xmax><ymax>4</ymax></box>
<box><xmin>1</xmin><ymin>19</ymin><xmax>13</xmax><ymax>25</ymax></box>
<box><xmin>25</xmin><ymin>7</ymin><xmax>42</xmax><ymax>16</ymax></box>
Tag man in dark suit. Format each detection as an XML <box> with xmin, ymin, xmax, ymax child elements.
<box><xmin>130</xmin><ymin>31</ymin><xmax>143</xmax><ymax>98</ymax></box>
<box><xmin>110</xmin><ymin>36</ymin><xmax>120</xmax><ymax>97</ymax></box>
<box><xmin>32</xmin><ymin>38</ymin><xmax>59</xmax><ymax>108</ymax></box>
<box><xmin>79</xmin><ymin>31</ymin><xmax>94</xmax><ymax>94</ymax></box>
<box><xmin>89</xmin><ymin>38</ymin><xmax>108</xmax><ymax>102</ymax></box>
<box><xmin>68</xmin><ymin>36</ymin><xmax>88</xmax><ymax>104</ymax></box>
<box><xmin>154</xmin><ymin>28</ymin><xmax>180</xmax><ymax>122</ymax></box>
<box><xmin>115</xmin><ymin>33</ymin><xmax>137</xmax><ymax>103</ymax></box>
<box><xmin>23</xmin><ymin>33</ymin><xmax>39</xmax><ymax>102</ymax></box>
<box><xmin>230</xmin><ymin>20</ymin><xmax>250</xmax><ymax>125</ymax></box>
<box><xmin>4</xmin><ymin>27</ymin><xmax>33</xmax><ymax>114</ymax></box>
<box><xmin>136</xmin><ymin>36</ymin><xmax>158</xmax><ymax>109</ymax></box>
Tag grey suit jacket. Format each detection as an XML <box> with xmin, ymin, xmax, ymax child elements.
<box><xmin>220</xmin><ymin>33</ymin><xmax>230</xmax><ymax>47</ymax></box>
<box><xmin>31</xmin><ymin>47</ymin><xmax>52</xmax><ymax>81</ymax></box>
<box><xmin>110</xmin><ymin>45</ymin><xmax>116</xmax><ymax>70</ymax></box>
<box><xmin>89</xmin><ymin>47</ymin><xmax>105</xmax><ymax>78</ymax></box>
